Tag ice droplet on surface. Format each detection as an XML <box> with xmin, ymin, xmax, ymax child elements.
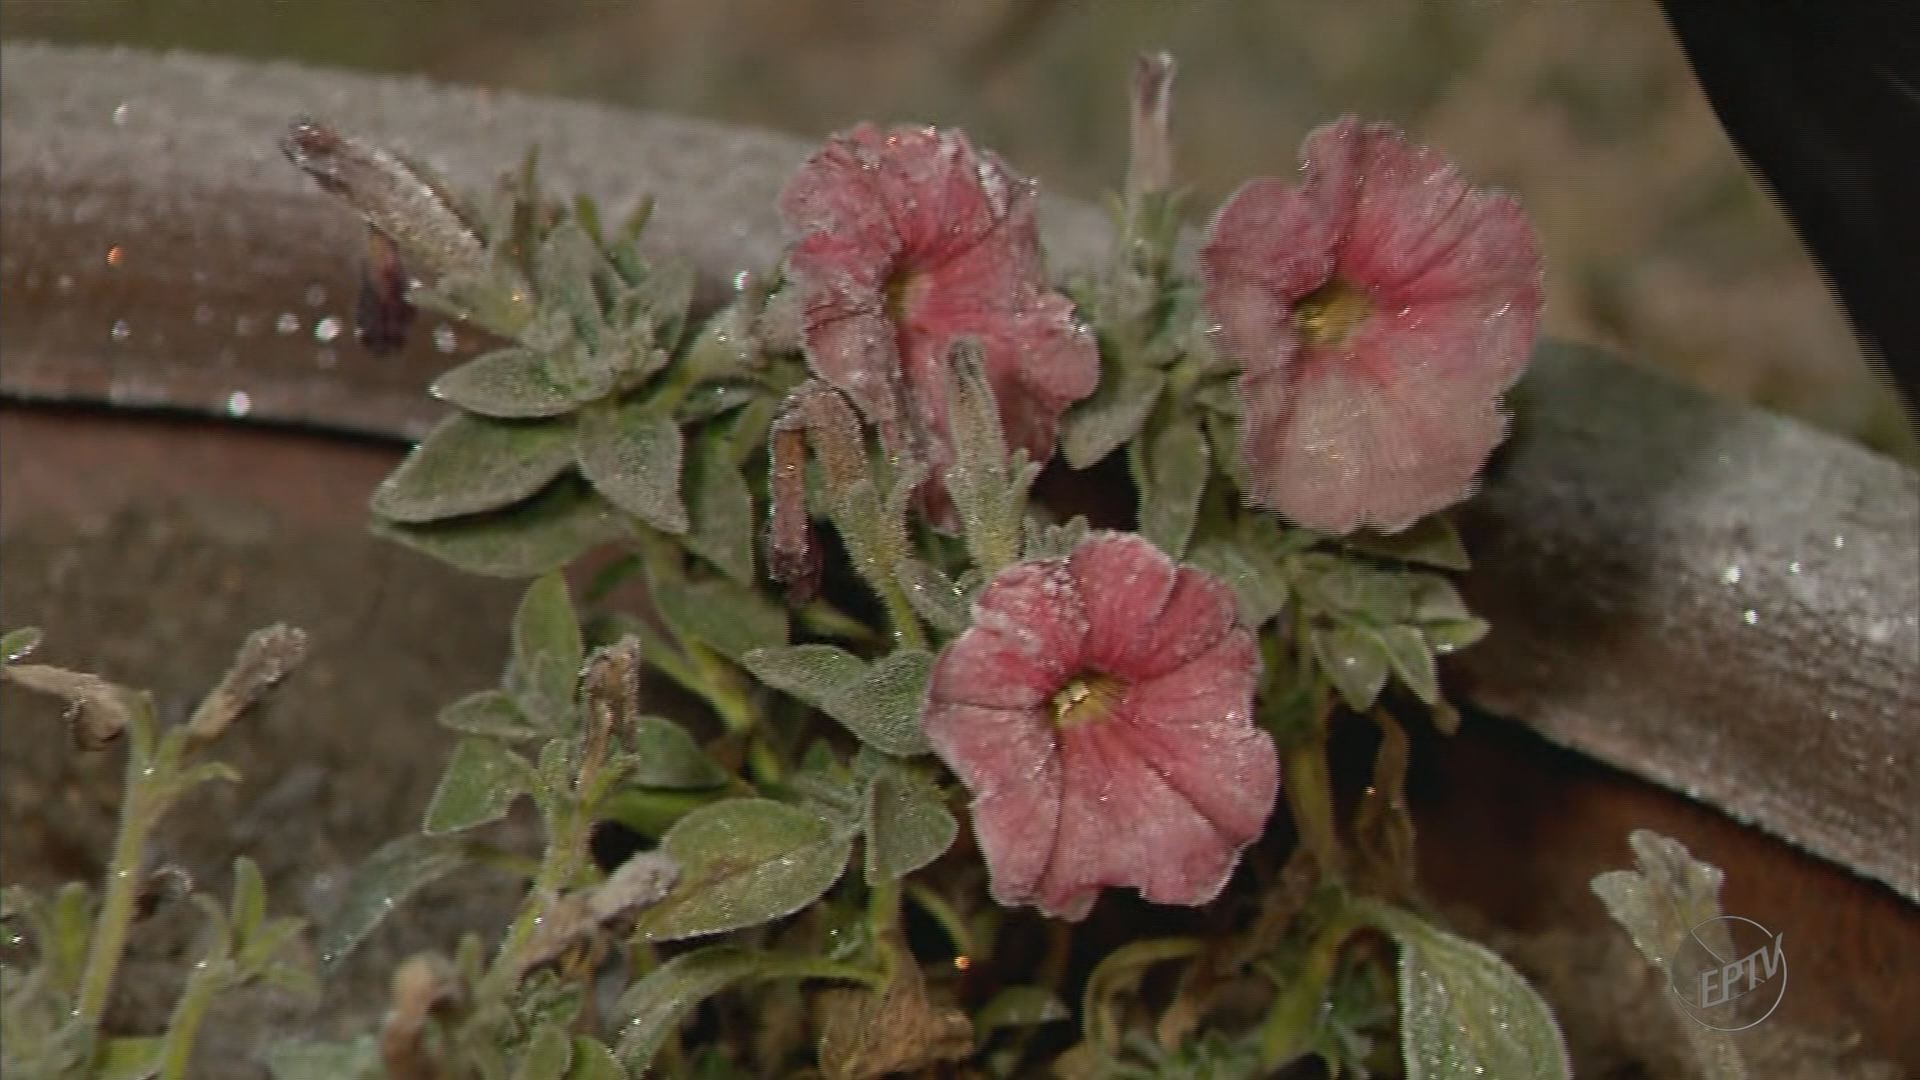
<box><xmin>109</xmin><ymin>320</ymin><xmax>130</xmax><ymax>342</ymax></box>
<box><xmin>313</xmin><ymin>316</ymin><xmax>342</xmax><ymax>343</ymax></box>
<box><xmin>276</xmin><ymin>312</ymin><xmax>300</xmax><ymax>335</ymax></box>
<box><xmin>226</xmin><ymin>391</ymin><xmax>253</xmax><ymax>417</ymax></box>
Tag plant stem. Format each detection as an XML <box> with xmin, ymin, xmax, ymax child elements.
<box><xmin>877</xmin><ymin>576</ymin><xmax>929</xmax><ymax>651</ymax></box>
<box><xmin>157</xmin><ymin>961</ymin><xmax>229</xmax><ymax>1080</ymax></box>
<box><xmin>1258</xmin><ymin>909</ymin><xmax>1359</xmax><ymax>1068</ymax></box>
<box><xmin>74</xmin><ymin>700</ymin><xmax>162</xmax><ymax>1028</ymax></box>
<box><xmin>1282</xmin><ymin>719</ymin><xmax>1344</xmax><ymax>881</ymax></box>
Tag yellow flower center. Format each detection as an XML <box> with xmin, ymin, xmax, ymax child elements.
<box><xmin>1292</xmin><ymin>278</ymin><xmax>1372</xmax><ymax>347</ymax></box>
<box><xmin>1051</xmin><ymin>673</ymin><xmax>1126</xmax><ymax>729</ymax></box>
<box><xmin>884</xmin><ymin>267</ymin><xmax>929</xmax><ymax>326</ymax></box>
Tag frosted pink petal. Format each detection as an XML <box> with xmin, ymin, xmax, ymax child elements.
<box><xmin>779</xmin><ymin>124</ymin><xmax>1098</xmax><ymax>525</ymax></box>
<box><xmin>1199</xmin><ymin>116</ymin><xmax>1543</xmax><ymax>534</ymax></box>
<box><xmin>920</xmin><ymin>700</ymin><xmax>1060</xmax><ymax>904</ymax></box>
<box><xmin>919</xmin><ymin>532</ymin><xmax>1276</xmax><ymax>921</ymax></box>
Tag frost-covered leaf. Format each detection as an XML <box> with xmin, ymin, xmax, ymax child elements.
<box><xmin>575</xmin><ymin>399</ymin><xmax>688</xmax><ymax>534</ymax></box>
<box><xmin>683</xmin><ymin>428</ymin><xmax>756</xmax><ymax>584</ymax></box>
<box><xmin>1130</xmin><ymin>410</ymin><xmax>1209</xmax><ymax>558</ymax></box>
<box><xmin>975</xmin><ymin>986</ymin><xmax>1070</xmax><ymax>1035</ymax></box>
<box><xmin>2</xmin><ymin>626</ymin><xmax>42</xmax><ymax>664</ymax></box>
<box><xmin>832</xmin><ymin>650</ymin><xmax>935</xmax><ymax>757</ymax></box>
<box><xmin>1311</xmin><ymin>624</ymin><xmax>1390</xmax><ymax>713</ymax></box>
<box><xmin>635</xmin><ymin>799</ymin><xmax>851</xmax><ymax>942</ymax></box>
<box><xmin>1061</xmin><ymin>364</ymin><xmax>1165</xmax><ymax>469</ymax></box>
<box><xmin>1021</xmin><ymin>515</ymin><xmax>1092</xmax><ymax>562</ymax></box>
<box><xmin>423</xmin><ymin>737</ymin><xmax>532</xmax><ymax>835</ymax></box>
<box><xmin>264</xmin><ymin>1036</ymin><xmax>380</xmax><ymax>1080</ymax></box>
<box><xmin>1187</xmin><ymin>540</ymin><xmax>1290</xmax><ymax>628</ymax></box>
<box><xmin>894</xmin><ymin>559</ymin><xmax>970</xmax><ymax>636</ymax></box>
<box><xmin>743</xmin><ymin>646</ymin><xmax>933</xmax><ymax>756</ymax></box>
<box><xmin>1408</xmin><ymin>575</ymin><xmax>1474</xmax><ymax>624</ymax></box>
<box><xmin>1377</xmin><ymin>625</ymin><xmax>1440</xmax><ymax>705</ymax></box>
<box><xmin>374</xmin><ymin>476</ymin><xmax>628</xmax><ymax>578</ymax></box>
<box><xmin>743</xmin><ymin>644</ymin><xmax>865</xmax><ymax>711</ymax></box>
<box><xmin>315</xmin><ymin>836</ymin><xmax>469</xmax><ymax>970</ymax></box>
<box><xmin>652</xmin><ymin>575</ymin><xmax>789</xmax><ymax>662</ymax></box>
<box><xmin>613</xmin><ymin>946</ymin><xmax>802</xmax><ymax>1069</ymax></box>
<box><xmin>373</xmin><ymin>412</ymin><xmax>577</xmax><ymax>523</ymax></box>
<box><xmin>630</xmin><ymin>715</ymin><xmax>729</xmax><ymax>790</ymax></box>
<box><xmin>1343</xmin><ymin>516</ymin><xmax>1471</xmax><ymax>572</ymax></box>
<box><xmin>439</xmin><ymin>689</ymin><xmax>542</xmax><ymax>741</ymax></box>
<box><xmin>1364</xmin><ymin>903</ymin><xmax>1570</xmax><ymax>1080</ymax></box>
<box><xmin>863</xmin><ymin>763</ymin><xmax>956</xmax><ymax>884</ymax></box>
<box><xmin>512</xmin><ymin>571</ymin><xmax>585</xmax><ymax>718</ymax></box>
<box><xmin>432</xmin><ymin>347</ymin><xmax>577</xmax><ymax>418</ymax></box>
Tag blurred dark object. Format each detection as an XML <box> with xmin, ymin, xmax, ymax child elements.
<box><xmin>1658</xmin><ymin>1</ymin><xmax>1920</xmax><ymax>423</ymax></box>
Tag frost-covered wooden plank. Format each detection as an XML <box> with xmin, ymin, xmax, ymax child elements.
<box><xmin>3</xmin><ymin>44</ymin><xmax>1914</xmax><ymax>901</ymax></box>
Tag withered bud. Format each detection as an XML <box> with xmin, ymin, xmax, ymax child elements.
<box><xmin>357</xmin><ymin>227</ymin><xmax>417</xmax><ymax>356</ymax></box>
<box><xmin>2</xmin><ymin>664</ymin><xmax>136</xmax><ymax>749</ymax></box>
<box><xmin>186</xmin><ymin>624</ymin><xmax>309</xmax><ymax>745</ymax></box>
<box><xmin>578</xmin><ymin>637</ymin><xmax>644</xmax><ymax>790</ymax></box>
<box><xmin>1126</xmin><ymin>52</ymin><xmax>1178</xmax><ymax>202</ymax></box>
<box><xmin>517</xmin><ymin>851</ymin><xmax>678</xmax><ymax>981</ymax></box>
<box><xmin>382</xmin><ymin>953</ymin><xmax>460</xmax><ymax>1080</ymax></box>
<box><xmin>770</xmin><ymin>382</ymin><xmax>875</xmax><ymax>604</ymax></box>
<box><xmin>282</xmin><ymin>118</ymin><xmax>487</xmax><ymax>286</ymax></box>
<box><xmin>134</xmin><ymin>864</ymin><xmax>194</xmax><ymax>922</ymax></box>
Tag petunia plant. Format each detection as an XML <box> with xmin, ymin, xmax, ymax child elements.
<box><xmin>257</xmin><ymin>49</ymin><xmax>1570</xmax><ymax>1079</ymax></box>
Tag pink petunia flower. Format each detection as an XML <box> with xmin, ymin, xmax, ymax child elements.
<box><xmin>921</xmin><ymin>532</ymin><xmax>1276</xmax><ymax>921</ymax></box>
<box><xmin>1200</xmin><ymin>117</ymin><xmax>1544</xmax><ymax>534</ymax></box>
<box><xmin>779</xmin><ymin>124</ymin><xmax>1099</xmax><ymax>524</ymax></box>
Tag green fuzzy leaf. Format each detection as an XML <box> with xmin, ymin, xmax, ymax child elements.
<box><xmin>613</xmin><ymin>947</ymin><xmax>787</xmax><ymax>1069</ymax></box>
<box><xmin>314</xmin><ymin>836</ymin><xmax>469</xmax><ymax>971</ymax></box>
<box><xmin>423</xmin><ymin>737</ymin><xmax>532</xmax><ymax>835</ymax></box>
<box><xmin>1343</xmin><ymin>516</ymin><xmax>1472</xmax><ymax>571</ymax></box>
<box><xmin>438</xmin><ymin>689</ymin><xmax>542</xmax><ymax>741</ymax></box>
<box><xmin>652</xmin><ymin>575</ymin><xmax>789</xmax><ymax>663</ymax></box>
<box><xmin>95</xmin><ymin>1037</ymin><xmax>164</xmax><ymax>1080</ymax></box>
<box><xmin>1021</xmin><ymin>515</ymin><xmax>1092</xmax><ymax>562</ymax></box>
<box><xmin>630</xmin><ymin>715</ymin><xmax>729</xmax><ymax>790</ymax></box>
<box><xmin>893</xmin><ymin>559</ymin><xmax>971</xmax><ymax>636</ymax></box>
<box><xmin>512</xmin><ymin>1024</ymin><xmax>575</xmax><ymax>1080</ymax></box>
<box><xmin>263</xmin><ymin>1037</ymin><xmax>380</xmax><ymax>1080</ymax></box>
<box><xmin>230</xmin><ymin>856</ymin><xmax>267</xmax><ymax>945</ymax></box>
<box><xmin>742</xmin><ymin>644</ymin><xmax>865</xmax><ymax>710</ymax></box>
<box><xmin>832</xmin><ymin>649</ymin><xmax>935</xmax><ymax>757</ymax></box>
<box><xmin>512</xmin><ymin>572</ymin><xmax>585</xmax><ymax>718</ymax></box>
<box><xmin>575</xmin><ymin>399</ymin><xmax>688</xmax><ymax>535</ymax></box>
<box><xmin>635</xmin><ymin>799</ymin><xmax>852</xmax><ymax>942</ymax></box>
<box><xmin>374</xmin><ymin>476</ymin><xmax>629</xmax><ymax>578</ymax></box>
<box><xmin>1294</xmin><ymin>554</ymin><xmax>1416</xmax><ymax>625</ymax></box>
<box><xmin>1186</xmin><ymin>540</ymin><xmax>1290</xmax><ymax>628</ymax></box>
<box><xmin>432</xmin><ymin>347</ymin><xmax>577</xmax><ymax>418</ymax></box>
<box><xmin>1131</xmin><ymin>410</ymin><xmax>1210</xmax><ymax>559</ymax></box>
<box><xmin>1</xmin><ymin>626</ymin><xmax>42</xmax><ymax>664</ymax></box>
<box><xmin>565</xmin><ymin>1036</ymin><xmax>626</xmax><ymax>1080</ymax></box>
<box><xmin>1061</xmin><ymin>365</ymin><xmax>1166</xmax><ymax>469</ymax></box>
<box><xmin>863</xmin><ymin>763</ymin><xmax>956</xmax><ymax>884</ymax></box>
<box><xmin>1363</xmin><ymin>904</ymin><xmax>1571</xmax><ymax>1080</ymax></box>
<box><xmin>975</xmin><ymin>986</ymin><xmax>1070</xmax><ymax>1035</ymax></box>
<box><xmin>1377</xmin><ymin>625</ymin><xmax>1441</xmax><ymax>705</ymax></box>
<box><xmin>1408</xmin><ymin>575</ymin><xmax>1475</xmax><ymax>624</ymax></box>
<box><xmin>372</xmin><ymin>412</ymin><xmax>577</xmax><ymax>524</ymax></box>
<box><xmin>537</xmin><ymin>221</ymin><xmax>614</xmax><ymax>348</ymax></box>
<box><xmin>1423</xmin><ymin>618</ymin><xmax>1490</xmax><ymax>656</ymax></box>
<box><xmin>683</xmin><ymin>428</ymin><xmax>756</xmax><ymax>584</ymax></box>
<box><xmin>239</xmin><ymin>915</ymin><xmax>310</xmax><ymax>979</ymax></box>
<box><xmin>46</xmin><ymin>881</ymin><xmax>95</xmax><ymax>994</ymax></box>
<box><xmin>1311</xmin><ymin>624</ymin><xmax>1390</xmax><ymax>713</ymax></box>
<box><xmin>742</xmin><ymin>645</ymin><xmax>933</xmax><ymax>756</ymax></box>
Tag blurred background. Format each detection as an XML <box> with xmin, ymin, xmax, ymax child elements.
<box><xmin>6</xmin><ymin>0</ymin><xmax>1915</xmax><ymax>462</ymax></box>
